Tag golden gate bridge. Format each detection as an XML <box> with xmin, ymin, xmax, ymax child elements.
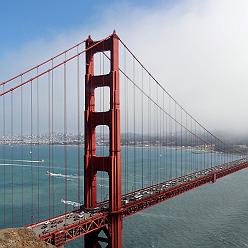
<box><xmin>0</xmin><ymin>31</ymin><xmax>247</xmax><ymax>247</ymax></box>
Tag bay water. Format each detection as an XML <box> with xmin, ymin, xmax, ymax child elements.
<box><xmin>0</xmin><ymin>144</ymin><xmax>247</xmax><ymax>247</ymax></box>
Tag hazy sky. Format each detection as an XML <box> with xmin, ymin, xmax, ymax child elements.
<box><xmin>1</xmin><ymin>0</ymin><xmax>248</xmax><ymax>137</ymax></box>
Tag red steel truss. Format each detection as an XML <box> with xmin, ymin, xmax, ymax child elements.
<box><xmin>122</xmin><ymin>161</ymin><xmax>248</xmax><ymax>217</ymax></box>
<box><xmin>40</xmin><ymin>213</ymin><xmax>109</xmax><ymax>247</ymax></box>
<box><xmin>34</xmin><ymin>161</ymin><xmax>248</xmax><ymax>247</ymax></box>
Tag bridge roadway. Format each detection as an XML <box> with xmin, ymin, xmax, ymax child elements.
<box><xmin>27</xmin><ymin>158</ymin><xmax>248</xmax><ymax>246</ymax></box>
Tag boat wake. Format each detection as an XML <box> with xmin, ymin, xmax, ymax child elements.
<box><xmin>61</xmin><ymin>198</ymin><xmax>82</xmax><ymax>207</ymax></box>
<box><xmin>0</xmin><ymin>163</ymin><xmax>45</xmax><ymax>168</ymax></box>
<box><xmin>0</xmin><ymin>159</ymin><xmax>45</xmax><ymax>163</ymax></box>
<box><xmin>46</xmin><ymin>171</ymin><xmax>79</xmax><ymax>179</ymax></box>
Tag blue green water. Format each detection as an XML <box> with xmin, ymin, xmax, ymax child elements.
<box><xmin>0</xmin><ymin>145</ymin><xmax>247</xmax><ymax>247</ymax></box>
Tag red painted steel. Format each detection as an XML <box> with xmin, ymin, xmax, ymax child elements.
<box><xmin>122</xmin><ymin>161</ymin><xmax>248</xmax><ymax>217</ymax></box>
<box><xmin>84</xmin><ymin>31</ymin><xmax>122</xmax><ymax>248</ymax></box>
<box><xmin>36</xmin><ymin>161</ymin><xmax>248</xmax><ymax>246</ymax></box>
<box><xmin>39</xmin><ymin>213</ymin><xmax>109</xmax><ymax>245</ymax></box>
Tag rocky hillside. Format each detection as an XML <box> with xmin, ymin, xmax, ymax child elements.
<box><xmin>0</xmin><ymin>228</ymin><xmax>54</xmax><ymax>248</ymax></box>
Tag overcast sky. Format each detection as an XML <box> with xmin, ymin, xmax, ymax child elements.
<box><xmin>0</xmin><ymin>0</ymin><xmax>248</xmax><ymax>137</ymax></box>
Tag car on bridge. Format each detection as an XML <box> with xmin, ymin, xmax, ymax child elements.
<box><xmin>78</xmin><ymin>211</ymin><xmax>85</xmax><ymax>218</ymax></box>
<box><xmin>134</xmin><ymin>193</ymin><xmax>142</xmax><ymax>200</ymax></box>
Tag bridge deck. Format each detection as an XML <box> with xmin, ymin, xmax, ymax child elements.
<box><xmin>27</xmin><ymin>159</ymin><xmax>248</xmax><ymax>246</ymax></box>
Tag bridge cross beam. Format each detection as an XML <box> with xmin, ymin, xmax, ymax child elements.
<box><xmin>84</xmin><ymin>31</ymin><xmax>122</xmax><ymax>248</ymax></box>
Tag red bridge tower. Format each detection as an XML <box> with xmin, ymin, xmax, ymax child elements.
<box><xmin>84</xmin><ymin>32</ymin><xmax>122</xmax><ymax>247</ymax></box>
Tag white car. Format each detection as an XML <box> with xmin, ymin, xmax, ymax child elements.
<box><xmin>122</xmin><ymin>199</ymin><xmax>129</xmax><ymax>204</ymax></box>
<box><xmin>78</xmin><ymin>211</ymin><xmax>85</xmax><ymax>218</ymax></box>
<box><xmin>134</xmin><ymin>193</ymin><xmax>142</xmax><ymax>200</ymax></box>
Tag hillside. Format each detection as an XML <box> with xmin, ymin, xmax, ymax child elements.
<box><xmin>0</xmin><ymin>228</ymin><xmax>54</xmax><ymax>248</ymax></box>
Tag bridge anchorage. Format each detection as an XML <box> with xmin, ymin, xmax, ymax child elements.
<box><xmin>0</xmin><ymin>31</ymin><xmax>248</xmax><ymax>248</ymax></box>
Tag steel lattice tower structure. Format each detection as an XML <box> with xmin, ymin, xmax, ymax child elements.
<box><xmin>84</xmin><ymin>32</ymin><xmax>122</xmax><ymax>248</ymax></box>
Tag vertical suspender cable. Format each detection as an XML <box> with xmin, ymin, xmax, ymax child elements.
<box><xmin>174</xmin><ymin>104</ymin><xmax>177</xmax><ymax>178</ymax></box>
<box><xmin>77</xmin><ymin>46</ymin><xmax>81</xmax><ymax>206</ymax></box>
<box><xmin>159</xmin><ymin>98</ymin><xmax>162</xmax><ymax>182</ymax></box>
<box><xmin>153</xmin><ymin>101</ymin><xmax>155</xmax><ymax>185</ymax></box>
<box><xmin>11</xmin><ymin>91</ymin><xmax>13</xmax><ymax>226</ymax></box>
<box><xmin>195</xmin><ymin>121</ymin><xmax>197</xmax><ymax>171</ymax></box>
<box><xmin>221</xmin><ymin>141</ymin><xmax>223</xmax><ymax>165</ymax></box>
<box><xmin>0</xmin><ymin>87</ymin><xmax>2</xmax><ymax>224</ymax></box>
<box><xmin>156</xmin><ymin>83</ymin><xmax>159</xmax><ymax>184</ymax></box>
<box><xmin>217</xmin><ymin>138</ymin><xmax>219</xmax><ymax>166</ymax></box>
<box><xmin>195</xmin><ymin>123</ymin><xmax>198</xmax><ymax>169</ymax></box>
<box><xmin>48</xmin><ymin>70</ymin><xmax>51</xmax><ymax>219</ymax></box>
<box><xmin>194</xmin><ymin>120</ymin><xmax>196</xmax><ymax>172</ymax></box>
<box><xmin>202</xmin><ymin>128</ymin><xmax>204</xmax><ymax>170</ymax></box>
<box><xmin>161</xmin><ymin>93</ymin><xmax>164</xmax><ymax>181</ymax></box>
<box><xmin>203</xmin><ymin>129</ymin><xmax>206</xmax><ymax>170</ymax></box>
<box><xmin>123</xmin><ymin>46</ymin><xmax>127</xmax><ymax>194</ymax></box>
<box><xmin>64</xmin><ymin>53</ymin><xmax>68</xmax><ymax>219</ymax></box>
<box><xmin>163</xmin><ymin>92</ymin><xmax>166</xmax><ymax>181</ymax></box>
<box><xmin>200</xmin><ymin>128</ymin><xmax>203</xmax><ymax>170</ymax></box>
<box><xmin>190</xmin><ymin>118</ymin><xmax>193</xmax><ymax>173</ymax></box>
<box><xmin>185</xmin><ymin>113</ymin><xmax>188</xmax><ymax>175</ymax></box>
<box><xmin>125</xmin><ymin>48</ymin><xmax>129</xmax><ymax>193</ymax></box>
<box><xmin>141</xmin><ymin>67</ymin><xmax>144</xmax><ymax>188</ymax></box>
<box><xmin>148</xmin><ymin>76</ymin><xmax>151</xmax><ymax>186</ymax></box>
<box><xmin>21</xmin><ymin>76</ymin><xmax>24</xmax><ymax>225</ymax></box>
<box><xmin>51</xmin><ymin>60</ymin><xmax>55</xmax><ymax>216</ymax></box>
<box><xmin>180</xmin><ymin>107</ymin><xmax>183</xmax><ymax>177</ymax></box>
<box><xmin>211</xmin><ymin>136</ymin><xmax>213</xmax><ymax>167</ymax></box>
<box><xmin>36</xmin><ymin>68</ymin><xmax>40</xmax><ymax>221</ymax></box>
<box><xmin>169</xmin><ymin>98</ymin><xmax>172</xmax><ymax>179</ymax></box>
<box><xmin>165</xmin><ymin>94</ymin><xmax>168</xmax><ymax>181</ymax></box>
<box><xmin>30</xmin><ymin>80</ymin><xmax>34</xmax><ymax>223</ymax></box>
<box><xmin>133</xmin><ymin>57</ymin><xmax>136</xmax><ymax>190</ymax></box>
<box><xmin>2</xmin><ymin>84</ymin><xmax>5</xmax><ymax>225</ymax></box>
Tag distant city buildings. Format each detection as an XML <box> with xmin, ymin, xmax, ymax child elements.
<box><xmin>0</xmin><ymin>133</ymin><xmax>244</xmax><ymax>154</ymax></box>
